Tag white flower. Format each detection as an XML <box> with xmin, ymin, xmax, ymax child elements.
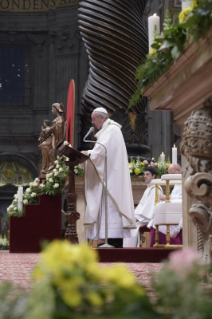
<box><xmin>59</xmin><ymin>168</ymin><xmax>63</xmax><ymax>172</ymax></box>
<box><xmin>53</xmin><ymin>183</ymin><xmax>59</xmax><ymax>188</ymax></box>
<box><xmin>31</xmin><ymin>192</ymin><xmax>37</xmax><ymax>198</ymax></box>
<box><xmin>74</xmin><ymin>169</ymin><xmax>78</xmax><ymax>174</ymax></box>
<box><xmin>40</xmin><ymin>183</ymin><xmax>45</xmax><ymax>188</ymax></box>
<box><xmin>7</xmin><ymin>207</ymin><xmax>10</xmax><ymax>212</ymax></box>
<box><xmin>53</xmin><ymin>169</ymin><xmax>57</xmax><ymax>172</ymax></box>
<box><xmin>23</xmin><ymin>199</ymin><xmax>28</xmax><ymax>205</ymax></box>
<box><xmin>54</xmin><ymin>160</ymin><xmax>58</xmax><ymax>164</ymax></box>
<box><xmin>29</xmin><ymin>182</ymin><xmax>33</xmax><ymax>187</ymax></box>
<box><xmin>49</xmin><ymin>178</ymin><xmax>53</xmax><ymax>183</ymax></box>
<box><xmin>56</xmin><ymin>164</ymin><xmax>60</xmax><ymax>169</ymax></box>
<box><xmin>14</xmin><ymin>207</ymin><xmax>17</xmax><ymax>211</ymax></box>
<box><xmin>10</xmin><ymin>205</ymin><xmax>14</xmax><ymax>209</ymax></box>
<box><xmin>26</xmin><ymin>188</ymin><xmax>31</xmax><ymax>193</ymax></box>
<box><xmin>14</xmin><ymin>194</ymin><xmax>18</xmax><ymax>199</ymax></box>
<box><xmin>54</xmin><ymin>171</ymin><xmax>59</xmax><ymax>176</ymax></box>
<box><xmin>129</xmin><ymin>169</ymin><xmax>133</xmax><ymax>174</ymax></box>
<box><xmin>35</xmin><ymin>178</ymin><xmax>39</xmax><ymax>182</ymax></box>
<box><xmin>63</xmin><ymin>141</ymin><xmax>69</xmax><ymax>145</ymax></box>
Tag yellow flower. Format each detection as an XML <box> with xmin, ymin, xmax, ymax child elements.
<box><xmin>179</xmin><ymin>7</ymin><xmax>192</xmax><ymax>23</ymax></box>
<box><xmin>140</xmin><ymin>162</ymin><xmax>145</xmax><ymax>166</ymax></box>
<box><xmin>149</xmin><ymin>48</ymin><xmax>156</xmax><ymax>55</ymax></box>
<box><xmin>191</xmin><ymin>0</ymin><xmax>197</xmax><ymax>9</ymax></box>
<box><xmin>166</xmin><ymin>163</ymin><xmax>171</xmax><ymax>168</ymax></box>
<box><xmin>134</xmin><ymin>168</ymin><xmax>140</xmax><ymax>175</ymax></box>
<box><xmin>87</xmin><ymin>291</ymin><xmax>104</xmax><ymax>306</ymax></box>
<box><xmin>104</xmin><ymin>265</ymin><xmax>136</xmax><ymax>289</ymax></box>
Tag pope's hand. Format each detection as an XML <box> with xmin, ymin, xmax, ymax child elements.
<box><xmin>159</xmin><ymin>194</ymin><xmax>166</xmax><ymax>201</ymax></box>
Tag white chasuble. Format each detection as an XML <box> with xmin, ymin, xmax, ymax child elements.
<box><xmin>83</xmin><ymin>119</ymin><xmax>136</xmax><ymax>240</ymax></box>
<box><xmin>124</xmin><ymin>184</ymin><xmax>163</xmax><ymax>247</ymax></box>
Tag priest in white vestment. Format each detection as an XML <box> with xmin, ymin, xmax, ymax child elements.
<box><xmin>81</xmin><ymin>107</ymin><xmax>136</xmax><ymax>248</ymax></box>
<box><xmin>123</xmin><ymin>166</ymin><xmax>163</xmax><ymax>247</ymax></box>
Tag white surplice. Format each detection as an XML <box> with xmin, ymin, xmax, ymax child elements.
<box><xmin>83</xmin><ymin>119</ymin><xmax>136</xmax><ymax>240</ymax></box>
<box><xmin>157</xmin><ymin>184</ymin><xmax>182</xmax><ymax>238</ymax></box>
<box><xmin>123</xmin><ymin>183</ymin><xmax>163</xmax><ymax>247</ymax></box>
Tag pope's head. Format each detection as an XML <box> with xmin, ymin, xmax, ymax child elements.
<box><xmin>168</xmin><ymin>163</ymin><xmax>181</xmax><ymax>174</ymax></box>
<box><xmin>91</xmin><ymin>107</ymin><xmax>109</xmax><ymax>129</ymax></box>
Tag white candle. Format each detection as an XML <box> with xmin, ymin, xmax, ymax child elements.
<box><xmin>148</xmin><ymin>13</ymin><xmax>160</xmax><ymax>52</ymax></box>
<box><xmin>18</xmin><ymin>187</ymin><xmax>23</xmax><ymax>212</ymax></box>
<box><xmin>181</xmin><ymin>1</ymin><xmax>192</xmax><ymax>10</ymax></box>
<box><xmin>172</xmin><ymin>145</ymin><xmax>177</xmax><ymax>164</ymax></box>
<box><xmin>160</xmin><ymin>152</ymin><xmax>165</xmax><ymax>163</ymax></box>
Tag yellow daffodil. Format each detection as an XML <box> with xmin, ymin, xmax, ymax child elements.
<box><xmin>134</xmin><ymin>168</ymin><xmax>140</xmax><ymax>175</ymax></box>
<box><xmin>179</xmin><ymin>7</ymin><xmax>192</xmax><ymax>24</ymax></box>
<box><xmin>87</xmin><ymin>291</ymin><xmax>104</xmax><ymax>306</ymax></box>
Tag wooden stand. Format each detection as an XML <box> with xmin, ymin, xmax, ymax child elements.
<box><xmin>59</xmin><ymin>145</ymin><xmax>88</xmax><ymax>244</ymax></box>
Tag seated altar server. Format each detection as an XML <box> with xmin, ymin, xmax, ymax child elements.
<box><xmin>149</xmin><ymin>163</ymin><xmax>183</xmax><ymax>246</ymax></box>
<box><xmin>123</xmin><ymin>166</ymin><xmax>163</xmax><ymax>247</ymax></box>
<box><xmin>81</xmin><ymin>107</ymin><xmax>136</xmax><ymax>248</ymax></box>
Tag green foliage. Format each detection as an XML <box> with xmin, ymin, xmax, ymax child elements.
<box><xmin>130</xmin><ymin>0</ymin><xmax>212</xmax><ymax>107</ymax></box>
<box><xmin>74</xmin><ymin>165</ymin><xmax>85</xmax><ymax>177</ymax></box>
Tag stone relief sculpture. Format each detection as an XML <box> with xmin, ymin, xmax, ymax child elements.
<box><xmin>39</xmin><ymin>103</ymin><xmax>66</xmax><ymax>175</ymax></box>
<box><xmin>180</xmin><ymin>97</ymin><xmax>212</xmax><ymax>262</ymax></box>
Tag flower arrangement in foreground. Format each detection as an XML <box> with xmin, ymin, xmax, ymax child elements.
<box><xmin>14</xmin><ymin>240</ymin><xmax>159</xmax><ymax>319</ymax></box>
<box><xmin>129</xmin><ymin>157</ymin><xmax>171</xmax><ymax>178</ymax></box>
<box><xmin>7</xmin><ymin>156</ymin><xmax>69</xmax><ymax>219</ymax></box>
<box><xmin>153</xmin><ymin>248</ymin><xmax>212</xmax><ymax>319</ymax></box>
<box><xmin>129</xmin><ymin>0</ymin><xmax>212</xmax><ymax>107</ymax></box>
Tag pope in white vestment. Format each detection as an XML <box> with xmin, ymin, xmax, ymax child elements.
<box><xmin>81</xmin><ymin>107</ymin><xmax>136</xmax><ymax>243</ymax></box>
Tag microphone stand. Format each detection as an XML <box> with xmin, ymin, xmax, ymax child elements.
<box><xmin>83</xmin><ymin>128</ymin><xmax>114</xmax><ymax>248</ymax></box>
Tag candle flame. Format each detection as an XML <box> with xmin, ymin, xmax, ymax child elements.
<box><xmin>153</xmin><ymin>13</ymin><xmax>157</xmax><ymax>16</ymax></box>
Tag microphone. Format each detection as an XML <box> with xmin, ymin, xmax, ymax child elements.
<box><xmin>83</xmin><ymin>127</ymin><xmax>95</xmax><ymax>142</ymax></box>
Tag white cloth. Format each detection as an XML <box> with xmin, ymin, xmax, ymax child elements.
<box><xmin>155</xmin><ymin>185</ymin><xmax>182</xmax><ymax>238</ymax></box>
<box><xmin>123</xmin><ymin>184</ymin><xmax>163</xmax><ymax>247</ymax></box>
<box><xmin>83</xmin><ymin>119</ymin><xmax>136</xmax><ymax>240</ymax></box>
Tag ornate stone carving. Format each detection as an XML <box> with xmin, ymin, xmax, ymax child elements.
<box><xmin>181</xmin><ymin>97</ymin><xmax>212</xmax><ymax>262</ymax></box>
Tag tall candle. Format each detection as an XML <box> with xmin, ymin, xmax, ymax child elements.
<box><xmin>181</xmin><ymin>0</ymin><xmax>192</xmax><ymax>10</ymax></box>
<box><xmin>160</xmin><ymin>152</ymin><xmax>165</xmax><ymax>163</ymax></box>
<box><xmin>18</xmin><ymin>186</ymin><xmax>23</xmax><ymax>212</ymax></box>
<box><xmin>172</xmin><ymin>145</ymin><xmax>177</xmax><ymax>164</ymax></box>
<box><xmin>148</xmin><ymin>13</ymin><xmax>160</xmax><ymax>52</ymax></box>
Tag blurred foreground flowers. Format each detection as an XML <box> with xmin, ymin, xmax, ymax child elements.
<box><xmin>153</xmin><ymin>248</ymin><xmax>212</xmax><ymax>319</ymax></box>
<box><xmin>0</xmin><ymin>240</ymin><xmax>160</xmax><ymax>319</ymax></box>
<box><xmin>0</xmin><ymin>243</ymin><xmax>212</xmax><ymax>319</ymax></box>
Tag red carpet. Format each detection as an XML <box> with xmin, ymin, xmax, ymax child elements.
<box><xmin>0</xmin><ymin>251</ymin><xmax>161</xmax><ymax>298</ymax></box>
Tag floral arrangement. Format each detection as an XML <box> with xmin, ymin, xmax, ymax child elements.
<box><xmin>0</xmin><ymin>240</ymin><xmax>158</xmax><ymax>319</ymax></box>
<box><xmin>153</xmin><ymin>248</ymin><xmax>212</xmax><ymax>319</ymax></box>
<box><xmin>129</xmin><ymin>157</ymin><xmax>171</xmax><ymax>178</ymax></box>
<box><xmin>7</xmin><ymin>156</ymin><xmax>69</xmax><ymax>219</ymax></box>
<box><xmin>129</xmin><ymin>0</ymin><xmax>212</xmax><ymax>107</ymax></box>
<box><xmin>39</xmin><ymin>156</ymin><xmax>69</xmax><ymax>196</ymax></box>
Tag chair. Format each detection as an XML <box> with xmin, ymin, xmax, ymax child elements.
<box><xmin>151</xmin><ymin>174</ymin><xmax>183</xmax><ymax>249</ymax></box>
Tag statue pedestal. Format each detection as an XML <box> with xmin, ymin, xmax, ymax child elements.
<box><xmin>9</xmin><ymin>195</ymin><xmax>62</xmax><ymax>253</ymax></box>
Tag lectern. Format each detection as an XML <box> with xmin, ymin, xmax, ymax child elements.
<box><xmin>59</xmin><ymin>144</ymin><xmax>89</xmax><ymax>243</ymax></box>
